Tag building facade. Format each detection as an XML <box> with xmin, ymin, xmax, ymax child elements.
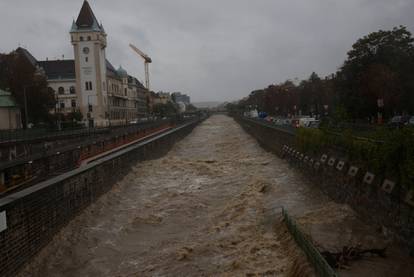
<box><xmin>0</xmin><ymin>89</ymin><xmax>22</xmax><ymax>130</ymax></box>
<box><xmin>36</xmin><ymin>0</ymin><xmax>149</xmax><ymax>127</ymax></box>
<box><xmin>171</xmin><ymin>92</ymin><xmax>190</xmax><ymax>105</ymax></box>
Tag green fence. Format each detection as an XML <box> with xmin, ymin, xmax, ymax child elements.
<box><xmin>282</xmin><ymin>207</ymin><xmax>338</xmax><ymax>277</ymax></box>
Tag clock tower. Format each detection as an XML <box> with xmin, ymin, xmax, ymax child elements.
<box><xmin>70</xmin><ymin>0</ymin><xmax>108</xmax><ymax>127</ymax></box>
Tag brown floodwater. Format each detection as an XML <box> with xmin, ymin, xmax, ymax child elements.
<box><xmin>19</xmin><ymin>115</ymin><xmax>413</xmax><ymax>276</ymax></box>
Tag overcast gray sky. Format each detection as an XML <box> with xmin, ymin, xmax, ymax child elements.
<box><xmin>1</xmin><ymin>0</ymin><xmax>414</xmax><ymax>102</ymax></box>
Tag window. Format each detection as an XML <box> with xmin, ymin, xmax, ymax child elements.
<box><xmin>85</xmin><ymin>82</ymin><xmax>93</xmax><ymax>91</ymax></box>
<box><xmin>60</xmin><ymin>102</ymin><xmax>65</xmax><ymax>109</ymax></box>
<box><xmin>80</xmin><ymin>36</ymin><xmax>84</xmax><ymax>41</ymax></box>
<box><xmin>87</xmin><ymin>36</ymin><xmax>91</xmax><ymax>41</ymax></box>
<box><xmin>85</xmin><ymin>57</ymin><xmax>88</xmax><ymax>62</ymax></box>
<box><xmin>58</xmin><ymin>87</ymin><xmax>64</xmax><ymax>95</ymax></box>
<box><xmin>71</xmin><ymin>100</ymin><xmax>76</xmax><ymax>107</ymax></box>
<box><xmin>124</xmin><ymin>88</ymin><xmax>127</xmax><ymax>96</ymax></box>
<box><xmin>69</xmin><ymin>86</ymin><xmax>76</xmax><ymax>94</ymax></box>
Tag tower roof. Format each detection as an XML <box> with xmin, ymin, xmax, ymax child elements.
<box><xmin>117</xmin><ymin>66</ymin><xmax>128</xmax><ymax>77</ymax></box>
<box><xmin>71</xmin><ymin>0</ymin><xmax>104</xmax><ymax>33</ymax></box>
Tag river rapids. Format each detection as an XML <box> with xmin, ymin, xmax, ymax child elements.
<box><xmin>19</xmin><ymin>115</ymin><xmax>413</xmax><ymax>276</ymax></box>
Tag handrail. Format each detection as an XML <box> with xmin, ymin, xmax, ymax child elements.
<box><xmin>281</xmin><ymin>207</ymin><xmax>338</xmax><ymax>277</ymax></box>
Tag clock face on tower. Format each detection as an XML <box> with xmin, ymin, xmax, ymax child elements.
<box><xmin>83</xmin><ymin>47</ymin><xmax>90</xmax><ymax>54</ymax></box>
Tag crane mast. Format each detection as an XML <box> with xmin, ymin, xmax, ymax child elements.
<box><xmin>129</xmin><ymin>43</ymin><xmax>152</xmax><ymax>90</ymax></box>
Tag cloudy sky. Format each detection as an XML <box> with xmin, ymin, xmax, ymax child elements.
<box><xmin>1</xmin><ymin>0</ymin><xmax>414</xmax><ymax>102</ymax></box>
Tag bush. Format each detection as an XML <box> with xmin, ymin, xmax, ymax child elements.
<box><xmin>296</xmin><ymin>127</ymin><xmax>414</xmax><ymax>189</ymax></box>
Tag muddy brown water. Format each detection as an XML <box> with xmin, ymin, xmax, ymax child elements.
<box><xmin>20</xmin><ymin>115</ymin><xmax>413</xmax><ymax>276</ymax></box>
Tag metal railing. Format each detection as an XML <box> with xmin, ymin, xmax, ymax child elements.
<box><xmin>0</xmin><ymin>126</ymin><xmax>108</xmax><ymax>144</ymax></box>
<box><xmin>282</xmin><ymin>207</ymin><xmax>338</xmax><ymax>277</ymax></box>
<box><xmin>240</xmin><ymin>116</ymin><xmax>297</xmax><ymax>135</ymax></box>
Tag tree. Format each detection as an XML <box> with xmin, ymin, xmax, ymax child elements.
<box><xmin>186</xmin><ymin>104</ymin><xmax>198</xmax><ymax>112</ymax></box>
<box><xmin>153</xmin><ymin>102</ymin><xmax>178</xmax><ymax>117</ymax></box>
<box><xmin>0</xmin><ymin>50</ymin><xmax>55</xmax><ymax>127</ymax></box>
<box><xmin>337</xmin><ymin>26</ymin><xmax>414</xmax><ymax>119</ymax></box>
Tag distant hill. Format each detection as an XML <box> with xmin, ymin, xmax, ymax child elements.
<box><xmin>192</xmin><ymin>101</ymin><xmax>223</xmax><ymax>109</ymax></box>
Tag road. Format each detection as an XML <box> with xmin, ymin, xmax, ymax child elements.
<box><xmin>19</xmin><ymin>115</ymin><xmax>413</xmax><ymax>276</ymax></box>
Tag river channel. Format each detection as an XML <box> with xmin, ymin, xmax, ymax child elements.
<box><xmin>19</xmin><ymin>115</ymin><xmax>413</xmax><ymax>276</ymax></box>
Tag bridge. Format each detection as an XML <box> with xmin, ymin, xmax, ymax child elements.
<box><xmin>0</xmin><ymin>115</ymin><xmax>413</xmax><ymax>276</ymax></box>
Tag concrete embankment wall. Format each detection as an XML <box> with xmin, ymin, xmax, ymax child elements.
<box><xmin>0</xmin><ymin>119</ymin><xmax>203</xmax><ymax>277</ymax></box>
<box><xmin>235</xmin><ymin>116</ymin><xmax>414</xmax><ymax>245</ymax></box>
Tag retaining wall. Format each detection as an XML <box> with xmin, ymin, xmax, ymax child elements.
<box><xmin>0</xmin><ymin>118</ymin><xmax>203</xmax><ymax>277</ymax></box>
<box><xmin>235</xmin><ymin>116</ymin><xmax>414</xmax><ymax>245</ymax></box>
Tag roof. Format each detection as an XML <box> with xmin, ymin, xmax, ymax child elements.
<box><xmin>37</xmin><ymin>58</ymin><xmax>141</xmax><ymax>82</ymax></box>
<box><xmin>15</xmin><ymin>47</ymin><xmax>38</xmax><ymax>67</ymax></box>
<box><xmin>0</xmin><ymin>89</ymin><xmax>18</xmax><ymax>108</ymax></box>
<box><xmin>71</xmin><ymin>0</ymin><xmax>104</xmax><ymax>33</ymax></box>
<box><xmin>106</xmin><ymin>59</ymin><xmax>121</xmax><ymax>79</ymax></box>
<box><xmin>117</xmin><ymin>66</ymin><xmax>128</xmax><ymax>77</ymax></box>
<box><xmin>38</xmin><ymin>60</ymin><xmax>76</xmax><ymax>80</ymax></box>
<box><xmin>128</xmin><ymin>76</ymin><xmax>145</xmax><ymax>89</ymax></box>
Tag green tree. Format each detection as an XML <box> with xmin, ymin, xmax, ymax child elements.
<box><xmin>337</xmin><ymin>26</ymin><xmax>414</xmax><ymax>120</ymax></box>
<box><xmin>153</xmin><ymin>102</ymin><xmax>178</xmax><ymax>117</ymax></box>
<box><xmin>0</xmin><ymin>50</ymin><xmax>55</xmax><ymax>127</ymax></box>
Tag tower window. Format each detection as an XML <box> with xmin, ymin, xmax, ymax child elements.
<box><xmin>69</xmin><ymin>86</ymin><xmax>76</xmax><ymax>94</ymax></box>
<box><xmin>58</xmin><ymin>87</ymin><xmax>64</xmax><ymax>95</ymax></box>
<box><xmin>85</xmin><ymin>81</ymin><xmax>93</xmax><ymax>91</ymax></box>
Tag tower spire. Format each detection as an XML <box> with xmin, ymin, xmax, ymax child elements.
<box><xmin>74</xmin><ymin>0</ymin><xmax>101</xmax><ymax>30</ymax></box>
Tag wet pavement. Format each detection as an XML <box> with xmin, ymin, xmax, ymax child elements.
<box><xmin>20</xmin><ymin>115</ymin><xmax>413</xmax><ymax>276</ymax></box>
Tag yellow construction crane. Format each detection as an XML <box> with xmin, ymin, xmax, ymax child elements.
<box><xmin>129</xmin><ymin>43</ymin><xmax>152</xmax><ymax>90</ymax></box>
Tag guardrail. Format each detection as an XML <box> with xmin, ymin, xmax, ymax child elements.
<box><xmin>281</xmin><ymin>207</ymin><xmax>338</xmax><ymax>277</ymax></box>
<box><xmin>0</xmin><ymin>118</ymin><xmax>183</xmax><ymax>144</ymax></box>
<box><xmin>0</xmin><ymin>117</ymin><xmax>205</xmax><ymax>277</ymax></box>
<box><xmin>238</xmin><ymin>116</ymin><xmax>385</xmax><ymax>145</ymax></box>
<box><xmin>0</xmin><ymin>127</ymin><xmax>107</xmax><ymax>144</ymax></box>
<box><xmin>240</xmin><ymin>116</ymin><xmax>297</xmax><ymax>135</ymax></box>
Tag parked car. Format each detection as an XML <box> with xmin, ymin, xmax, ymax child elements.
<box><xmin>307</xmin><ymin>120</ymin><xmax>321</xmax><ymax>128</ymax></box>
<box><xmin>299</xmin><ymin>117</ymin><xmax>317</xmax><ymax>127</ymax></box>
<box><xmin>407</xmin><ymin>116</ymin><xmax>414</xmax><ymax>126</ymax></box>
<box><xmin>272</xmin><ymin>118</ymin><xmax>284</xmax><ymax>126</ymax></box>
<box><xmin>291</xmin><ymin>117</ymin><xmax>315</xmax><ymax>128</ymax></box>
<box><xmin>389</xmin><ymin>115</ymin><xmax>410</xmax><ymax>128</ymax></box>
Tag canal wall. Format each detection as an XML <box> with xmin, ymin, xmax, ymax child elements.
<box><xmin>235</xmin><ymin>116</ymin><xmax>414</xmax><ymax>246</ymax></box>
<box><xmin>0</xmin><ymin>118</ymin><xmax>204</xmax><ymax>277</ymax></box>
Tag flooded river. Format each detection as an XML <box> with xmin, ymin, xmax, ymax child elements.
<box><xmin>20</xmin><ymin>115</ymin><xmax>413</xmax><ymax>276</ymax></box>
